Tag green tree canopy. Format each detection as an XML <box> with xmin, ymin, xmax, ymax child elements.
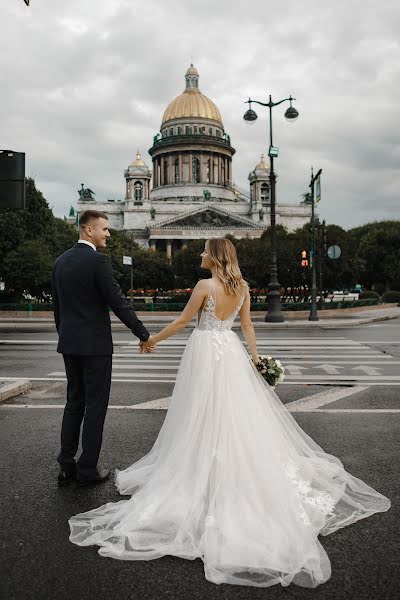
<box><xmin>3</xmin><ymin>239</ymin><xmax>53</xmax><ymax>299</ymax></box>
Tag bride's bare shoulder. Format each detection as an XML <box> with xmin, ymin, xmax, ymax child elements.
<box><xmin>193</xmin><ymin>279</ymin><xmax>211</xmax><ymax>295</ymax></box>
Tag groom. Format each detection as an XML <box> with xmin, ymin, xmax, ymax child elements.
<box><xmin>52</xmin><ymin>209</ymin><xmax>153</xmax><ymax>488</ymax></box>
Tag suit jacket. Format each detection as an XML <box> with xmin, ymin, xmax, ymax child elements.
<box><xmin>52</xmin><ymin>243</ymin><xmax>150</xmax><ymax>355</ymax></box>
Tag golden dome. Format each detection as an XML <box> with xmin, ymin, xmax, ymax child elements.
<box><xmin>256</xmin><ymin>154</ymin><xmax>269</xmax><ymax>170</ymax></box>
<box><xmin>161</xmin><ymin>65</ymin><xmax>223</xmax><ymax>126</ymax></box>
<box><xmin>130</xmin><ymin>150</ymin><xmax>146</xmax><ymax>167</ymax></box>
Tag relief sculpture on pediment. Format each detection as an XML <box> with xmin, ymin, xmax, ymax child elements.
<box><xmin>172</xmin><ymin>209</ymin><xmax>242</xmax><ymax>228</ymax></box>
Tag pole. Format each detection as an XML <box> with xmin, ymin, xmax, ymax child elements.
<box><xmin>265</xmin><ymin>96</ymin><xmax>284</xmax><ymax>323</ymax></box>
<box><xmin>130</xmin><ymin>232</ymin><xmax>134</xmax><ymax>308</ymax></box>
<box><xmin>319</xmin><ymin>219</ymin><xmax>325</xmax><ymax>309</ymax></box>
<box><xmin>309</xmin><ymin>167</ymin><xmax>321</xmax><ymax>321</ymax></box>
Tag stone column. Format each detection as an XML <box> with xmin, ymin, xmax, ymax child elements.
<box><xmin>153</xmin><ymin>161</ymin><xmax>157</xmax><ymax>188</ymax></box>
<box><xmin>166</xmin><ymin>239</ymin><xmax>172</xmax><ymax>262</ymax></box>
<box><xmin>149</xmin><ymin>239</ymin><xmax>156</xmax><ymax>251</ymax></box>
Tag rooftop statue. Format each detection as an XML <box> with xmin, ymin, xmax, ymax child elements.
<box><xmin>78</xmin><ymin>183</ymin><xmax>95</xmax><ymax>201</ymax></box>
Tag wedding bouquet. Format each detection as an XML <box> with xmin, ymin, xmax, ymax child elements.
<box><xmin>254</xmin><ymin>355</ymin><xmax>285</xmax><ymax>388</ymax></box>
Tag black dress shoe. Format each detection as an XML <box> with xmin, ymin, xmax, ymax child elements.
<box><xmin>58</xmin><ymin>469</ymin><xmax>77</xmax><ymax>487</ymax></box>
<box><xmin>76</xmin><ymin>469</ymin><xmax>110</xmax><ymax>488</ymax></box>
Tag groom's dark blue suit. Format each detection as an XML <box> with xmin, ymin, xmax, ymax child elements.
<box><xmin>52</xmin><ymin>242</ymin><xmax>150</xmax><ymax>479</ymax></box>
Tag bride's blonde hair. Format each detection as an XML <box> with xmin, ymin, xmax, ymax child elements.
<box><xmin>205</xmin><ymin>238</ymin><xmax>248</xmax><ymax>296</ymax></box>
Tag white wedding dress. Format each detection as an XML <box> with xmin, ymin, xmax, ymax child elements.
<box><xmin>69</xmin><ymin>280</ymin><xmax>390</xmax><ymax>588</ymax></box>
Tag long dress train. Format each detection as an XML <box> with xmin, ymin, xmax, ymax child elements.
<box><xmin>69</xmin><ymin>280</ymin><xmax>390</xmax><ymax>588</ymax></box>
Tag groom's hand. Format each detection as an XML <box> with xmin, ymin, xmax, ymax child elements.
<box><xmin>139</xmin><ymin>336</ymin><xmax>156</xmax><ymax>353</ymax></box>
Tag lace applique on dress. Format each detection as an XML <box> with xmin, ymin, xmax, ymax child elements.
<box><xmin>284</xmin><ymin>461</ymin><xmax>335</xmax><ymax>525</ymax></box>
<box><xmin>198</xmin><ymin>279</ymin><xmax>245</xmax><ymax>334</ymax></box>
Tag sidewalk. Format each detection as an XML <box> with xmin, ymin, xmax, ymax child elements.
<box><xmin>0</xmin><ymin>379</ymin><xmax>31</xmax><ymax>404</ymax></box>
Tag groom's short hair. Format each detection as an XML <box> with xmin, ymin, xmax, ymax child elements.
<box><xmin>79</xmin><ymin>210</ymin><xmax>108</xmax><ymax>227</ymax></box>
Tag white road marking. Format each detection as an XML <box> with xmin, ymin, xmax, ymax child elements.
<box><xmin>352</xmin><ymin>366</ymin><xmax>383</xmax><ymax>375</ymax></box>
<box><xmin>313</xmin><ymin>364</ymin><xmax>344</xmax><ymax>375</ymax></box>
<box><xmin>284</xmin><ymin>365</ymin><xmax>308</xmax><ymax>376</ymax></box>
<box><xmin>285</xmin><ymin>386</ymin><xmax>369</xmax><ymax>412</ymax></box>
<box><xmin>354</xmin><ymin>341</ymin><xmax>400</xmax><ymax>344</ymax></box>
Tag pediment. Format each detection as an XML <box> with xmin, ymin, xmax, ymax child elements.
<box><xmin>149</xmin><ymin>205</ymin><xmax>263</xmax><ymax>230</ymax></box>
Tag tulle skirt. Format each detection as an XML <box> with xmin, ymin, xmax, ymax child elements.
<box><xmin>69</xmin><ymin>328</ymin><xmax>390</xmax><ymax>588</ymax></box>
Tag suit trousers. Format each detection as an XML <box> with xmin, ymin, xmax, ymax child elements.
<box><xmin>58</xmin><ymin>354</ymin><xmax>112</xmax><ymax>479</ymax></box>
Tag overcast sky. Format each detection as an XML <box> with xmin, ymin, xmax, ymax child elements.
<box><xmin>2</xmin><ymin>0</ymin><xmax>399</xmax><ymax>229</ymax></box>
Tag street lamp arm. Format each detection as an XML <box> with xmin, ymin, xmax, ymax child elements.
<box><xmin>245</xmin><ymin>97</ymin><xmax>296</xmax><ymax>108</ymax></box>
<box><xmin>310</xmin><ymin>168</ymin><xmax>323</xmax><ymax>187</ymax></box>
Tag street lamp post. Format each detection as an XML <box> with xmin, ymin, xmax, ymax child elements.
<box><xmin>308</xmin><ymin>167</ymin><xmax>322</xmax><ymax>321</ymax></box>
<box><xmin>243</xmin><ymin>95</ymin><xmax>299</xmax><ymax>322</ymax></box>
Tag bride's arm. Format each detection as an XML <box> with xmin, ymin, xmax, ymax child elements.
<box><xmin>239</xmin><ymin>289</ymin><xmax>259</xmax><ymax>363</ymax></box>
<box><xmin>147</xmin><ymin>280</ymin><xmax>209</xmax><ymax>345</ymax></box>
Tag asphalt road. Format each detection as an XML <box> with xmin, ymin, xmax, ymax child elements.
<box><xmin>1</xmin><ymin>320</ymin><xmax>399</xmax><ymax>599</ymax></box>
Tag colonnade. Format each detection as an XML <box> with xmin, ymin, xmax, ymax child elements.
<box><xmin>152</xmin><ymin>153</ymin><xmax>231</xmax><ymax>188</ymax></box>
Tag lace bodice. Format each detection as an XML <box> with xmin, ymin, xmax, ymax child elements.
<box><xmin>197</xmin><ymin>279</ymin><xmax>245</xmax><ymax>332</ymax></box>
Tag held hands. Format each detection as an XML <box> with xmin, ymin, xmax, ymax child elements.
<box><xmin>139</xmin><ymin>335</ymin><xmax>157</xmax><ymax>354</ymax></box>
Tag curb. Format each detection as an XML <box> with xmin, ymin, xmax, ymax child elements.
<box><xmin>0</xmin><ymin>379</ymin><xmax>32</xmax><ymax>403</ymax></box>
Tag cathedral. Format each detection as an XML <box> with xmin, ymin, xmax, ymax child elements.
<box><xmin>76</xmin><ymin>65</ymin><xmax>312</xmax><ymax>259</ymax></box>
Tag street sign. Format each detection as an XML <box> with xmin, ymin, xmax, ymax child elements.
<box><xmin>315</xmin><ymin>174</ymin><xmax>321</xmax><ymax>203</ymax></box>
<box><xmin>123</xmin><ymin>255</ymin><xmax>132</xmax><ymax>265</ymax></box>
<box><xmin>327</xmin><ymin>245</ymin><xmax>341</xmax><ymax>260</ymax></box>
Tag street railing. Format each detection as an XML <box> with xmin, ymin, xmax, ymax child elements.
<box><xmin>0</xmin><ymin>299</ymin><xmax>382</xmax><ymax>313</ymax></box>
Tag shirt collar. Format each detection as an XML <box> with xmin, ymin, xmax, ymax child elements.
<box><xmin>78</xmin><ymin>239</ymin><xmax>96</xmax><ymax>251</ymax></box>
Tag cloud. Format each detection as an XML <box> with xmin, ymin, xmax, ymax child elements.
<box><xmin>1</xmin><ymin>0</ymin><xmax>399</xmax><ymax>228</ymax></box>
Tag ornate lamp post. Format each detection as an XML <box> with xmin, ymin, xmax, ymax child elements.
<box><xmin>308</xmin><ymin>168</ymin><xmax>322</xmax><ymax>321</ymax></box>
<box><xmin>243</xmin><ymin>95</ymin><xmax>299</xmax><ymax>322</ymax></box>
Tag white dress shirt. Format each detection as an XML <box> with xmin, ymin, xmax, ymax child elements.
<box><xmin>78</xmin><ymin>239</ymin><xmax>96</xmax><ymax>251</ymax></box>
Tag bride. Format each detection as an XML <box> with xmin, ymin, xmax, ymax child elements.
<box><xmin>69</xmin><ymin>237</ymin><xmax>390</xmax><ymax>588</ymax></box>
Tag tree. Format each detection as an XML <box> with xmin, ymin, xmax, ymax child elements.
<box><xmin>0</xmin><ymin>178</ymin><xmax>61</xmax><ymax>299</ymax></box>
<box><xmin>171</xmin><ymin>240</ymin><xmax>209</xmax><ymax>288</ymax></box>
<box><xmin>50</xmin><ymin>218</ymin><xmax>79</xmax><ymax>258</ymax></box>
<box><xmin>3</xmin><ymin>240</ymin><xmax>53</xmax><ymax>299</ymax></box>
<box><xmin>351</xmin><ymin>221</ymin><xmax>400</xmax><ymax>290</ymax></box>
<box><xmin>105</xmin><ymin>229</ymin><xmax>174</xmax><ymax>291</ymax></box>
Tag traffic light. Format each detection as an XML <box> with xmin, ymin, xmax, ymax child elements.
<box><xmin>301</xmin><ymin>250</ymin><xmax>309</xmax><ymax>267</ymax></box>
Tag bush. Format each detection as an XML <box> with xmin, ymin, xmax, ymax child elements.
<box><xmin>381</xmin><ymin>290</ymin><xmax>400</xmax><ymax>303</ymax></box>
<box><xmin>373</xmin><ymin>283</ymin><xmax>385</xmax><ymax>296</ymax></box>
<box><xmin>359</xmin><ymin>291</ymin><xmax>380</xmax><ymax>300</ymax></box>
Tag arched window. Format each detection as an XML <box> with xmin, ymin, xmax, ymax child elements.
<box><xmin>134</xmin><ymin>181</ymin><xmax>143</xmax><ymax>204</ymax></box>
<box><xmin>192</xmin><ymin>157</ymin><xmax>200</xmax><ymax>183</ymax></box>
<box><xmin>206</xmin><ymin>159</ymin><xmax>210</xmax><ymax>183</ymax></box>
<box><xmin>261</xmin><ymin>183</ymin><xmax>270</xmax><ymax>204</ymax></box>
<box><xmin>163</xmin><ymin>160</ymin><xmax>169</xmax><ymax>185</ymax></box>
<box><xmin>174</xmin><ymin>158</ymin><xmax>179</xmax><ymax>183</ymax></box>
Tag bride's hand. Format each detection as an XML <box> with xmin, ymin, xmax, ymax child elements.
<box><xmin>140</xmin><ymin>336</ymin><xmax>157</xmax><ymax>353</ymax></box>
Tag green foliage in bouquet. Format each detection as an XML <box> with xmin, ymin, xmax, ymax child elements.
<box><xmin>254</xmin><ymin>355</ymin><xmax>285</xmax><ymax>388</ymax></box>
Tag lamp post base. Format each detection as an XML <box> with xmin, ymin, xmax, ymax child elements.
<box><xmin>308</xmin><ymin>314</ymin><xmax>319</xmax><ymax>322</ymax></box>
<box><xmin>265</xmin><ymin>290</ymin><xmax>285</xmax><ymax>323</ymax></box>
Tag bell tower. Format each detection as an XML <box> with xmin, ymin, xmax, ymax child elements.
<box><xmin>124</xmin><ymin>151</ymin><xmax>151</xmax><ymax>208</ymax></box>
<box><xmin>248</xmin><ymin>154</ymin><xmax>271</xmax><ymax>221</ymax></box>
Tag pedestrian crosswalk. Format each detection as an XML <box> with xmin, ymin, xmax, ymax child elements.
<box><xmin>47</xmin><ymin>335</ymin><xmax>400</xmax><ymax>385</ymax></box>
